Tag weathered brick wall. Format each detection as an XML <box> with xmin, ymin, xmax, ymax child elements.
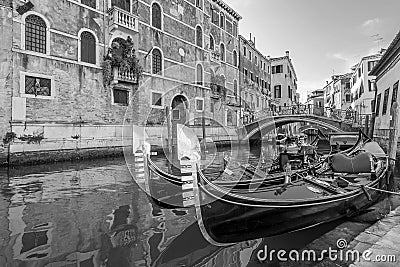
<box><xmin>0</xmin><ymin>0</ymin><xmax>12</xmax><ymax>7</ymax></box>
<box><xmin>0</xmin><ymin>6</ymin><xmax>13</xmax><ymax>162</ymax></box>
<box><xmin>137</xmin><ymin>76</ymin><xmax>211</xmax><ymax>123</ymax></box>
<box><xmin>8</xmin><ymin>0</ymin><xmax>136</xmax><ymax>125</ymax></box>
<box><xmin>12</xmin><ymin>53</ymin><xmax>133</xmax><ymax>124</ymax></box>
<box><xmin>137</xmin><ymin>0</ymin><xmax>240</xmax><ymax>128</ymax></box>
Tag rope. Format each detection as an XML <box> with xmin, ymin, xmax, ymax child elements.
<box><xmin>335</xmin><ymin>176</ymin><xmax>400</xmax><ymax>195</ymax></box>
<box><xmin>364</xmin><ymin>186</ymin><xmax>400</xmax><ymax>195</ymax></box>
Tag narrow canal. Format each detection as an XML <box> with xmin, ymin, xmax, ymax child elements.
<box><xmin>0</xmin><ymin>143</ymin><xmax>399</xmax><ymax>266</ymax></box>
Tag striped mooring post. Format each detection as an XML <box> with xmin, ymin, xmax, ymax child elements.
<box><xmin>134</xmin><ymin>150</ymin><xmax>146</xmax><ymax>183</ymax></box>
<box><xmin>180</xmin><ymin>156</ymin><xmax>196</xmax><ymax>207</ymax></box>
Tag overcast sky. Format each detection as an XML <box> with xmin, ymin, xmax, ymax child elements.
<box><xmin>225</xmin><ymin>0</ymin><xmax>400</xmax><ymax>102</ymax></box>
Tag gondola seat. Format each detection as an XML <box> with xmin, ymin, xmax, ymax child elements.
<box><xmin>331</xmin><ymin>152</ymin><xmax>374</xmax><ymax>174</ymax></box>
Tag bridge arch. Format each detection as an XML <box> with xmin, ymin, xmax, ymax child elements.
<box><xmin>243</xmin><ymin>115</ymin><xmax>345</xmax><ymax>141</ymax></box>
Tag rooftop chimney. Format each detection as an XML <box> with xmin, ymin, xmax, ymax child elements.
<box><xmin>250</xmin><ymin>32</ymin><xmax>252</xmax><ymax>41</ymax></box>
<box><xmin>254</xmin><ymin>37</ymin><xmax>256</xmax><ymax>46</ymax></box>
<box><xmin>267</xmin><ymin>55</ymin><xmax>270</xmax><ymax>60</ymax></box>
<box><xmin>285</xmin><ymin>51</ymin><xmax>290</xmax><ymax>57</ymax></box>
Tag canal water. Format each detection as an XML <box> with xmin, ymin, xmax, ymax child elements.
<box><xmin>0</xmin><ymin>143</ymin><xmax>399</xmax><ymax>267</ymax></box>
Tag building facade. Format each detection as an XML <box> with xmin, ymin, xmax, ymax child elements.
<box><xmin>238</xmin><ymin>34</ymin><xmax>271</xmax><ymax>122</ymax></box>
<box><xmin>306</xmin><ymin>89</ymin><xmax>324</xmax><ymax>116</ymax></box>
<box><xmin>0</xmin><ymin>0</ymin><xmax>244</xmax><ymax>163</ymax></box>
<box><xmin>350</xmin><ymin>51</ymin><xmax>384</xmax><ymax>115</ymax></box>
<box><xmin>270</xmin><ymin>51</ymin><xmax>299</xmax><ymax>109</ymax></box>
<box><xmin>371</xmin><ymin>30</ymin><xmax>400</xmax><ymax>134</ymax></box>
<box><xmin>136</xmin><ymin>0</ymin><xmax>242</xmax><ymax>139</ymax></box>
<box><xmin>324</xmin><ymin>74</ymin><xmax>352</xmax><ymax>111</ymax></box>
<box><xmin>323</xmin><ymin>80</ymin><xmax>334</xmax><ymax>111</ymax></box>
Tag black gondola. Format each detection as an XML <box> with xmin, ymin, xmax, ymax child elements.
<box><xmin>141</xmin><ymin>131</ymin><xmax>376</xmax><ymax>209</ymax></box>
<box><xmin>194</xmin><ymin>136</ymin><xmax>389</xmax><ymax>245</ymax></box>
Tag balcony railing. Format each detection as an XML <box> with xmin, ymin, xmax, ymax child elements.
<box><xmin>113</xmin><ymin>67</ymin><xmax>138</xmax><ymax>84</ymax></box>
<box><xmin>108</xmin><ymin>6</ymin><xmax>138</xmax><ymax>32</ymax></box>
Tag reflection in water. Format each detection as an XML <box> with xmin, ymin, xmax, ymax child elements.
<box><xmin>0</xmin><ymin>146</ymin><xmax>399</xmax><ymax>267</ymax></box>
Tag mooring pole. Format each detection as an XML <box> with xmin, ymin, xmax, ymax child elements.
<box><xmin>201</xmin><ymin>109</ymin><xmax>206</xmax><ymax>160</ymax></box>
<box><xmin>166</xmin><ymin>106</ymin><xmax>173</xmax><ymax>172</ymax></box>
<box><xmin>388</xmin><ymin>102</ymin><xmax>399</xmax><ymax>190</ymax></box>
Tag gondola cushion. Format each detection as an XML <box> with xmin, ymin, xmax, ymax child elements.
<box><xmin>331</xmin><ymin>152</ymin><xmax>373</xmax><ymax>174</ymax></box>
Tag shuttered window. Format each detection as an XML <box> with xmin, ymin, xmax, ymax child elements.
<box><xmin>81</xmin><ymin>31</ymin><xmax>96</xmax><ymax>64</ymax></box>
<box><xmin>196</xmin><ymin>64</ymin><xmax>203</xmax><ymax>85</ymax></box>
<box><xmin>274</xmin><ymin>85</ymin><xmax>281</xmax><ymax>98</ymax></box>
<box><xmin>220</xmin><ymin>43</ymin><xmax>225</xmax><ymax>62</ymax></box>
<box><xmin>152</xmin><ymin>3</ymin><xmax>162</xmax><ymax>29</ymax></box>
<box><xmin>209</xmin><ymin>34</ymin><xmax>214</xmax><ymax>50</ymax></box>
<box><xmin>392</xmin><ymin>81</ymin><xmax>399</xmax><ymax>107</ymax></box>
<box><xmin>376</xmin><ymin>93</ymin><xmax>381</xmax><ymax>116</ymax></box>
<box><xmin>196</xmin><ymin>26</ymin><xmax>203</xmax><ymax>47</ymax></box>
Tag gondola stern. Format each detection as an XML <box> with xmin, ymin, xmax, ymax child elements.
<box><xmin>194</xmin><ymin>166</ymin><xmax>235</xmax><ymax>247</ymax></box>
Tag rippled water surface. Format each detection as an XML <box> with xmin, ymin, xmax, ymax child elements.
<box><xmin>0</xmin><ymin>142</ymin><xmax>399</xmax><ymax>267</ymax></box>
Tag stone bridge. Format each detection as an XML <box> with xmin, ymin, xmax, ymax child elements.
<box><xmin>240</xmin><ymin>105</ymin><xmax>365</xmax><ymax>141</ymax></box>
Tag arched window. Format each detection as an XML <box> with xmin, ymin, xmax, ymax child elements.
<box><xmin>196</xmin><ymin>25</ymin><xmax>203</xmax><ymax>47</ymax></box>
<box><xmin>196</xmin><ymin>64</ymin><xmax>203</xmax><ymax>85</ymax></box>
<box><xmin>209</xmin><ymin>34</ymin><xmax>214</xmax><ymax>50</ymax></box>
<box><xmin>80</xmin><ymin>31</ymin><xmax>96</xmax><ymax>64</ymax></box>
<box><xmin>219</xmin><ymin>12</ymin><xmax>225</xmax><ymax>29</ymax></box>
<box><xmin>233</xmin><ymin>21</ymin><xmax>238</xmax><ymax>37</ymax></box>
<box><xmin>152</xmin><ymin>48</ymin><xmax>162</xmax><ymax>74</ymax></box>
<box><xmin>25</xmin><ymin>14</ymin><xmax>47</xmax><ymax>54</ymax></box>
<box><xmin>220</xmin><ymin>43</ymin><xmax>225</xmax><ymax>62</ymax></box>
<box><xmin>151</xmin><ymin>2</ymin><xmax>162</xmax><ymax>30</ymax></box>
<box><xmin>233</xmin><ymin>50</ymin><xmax>237</xmax><ymax>66</ymax></box>
<box><xmin>111</xmin><ymin>0</ymin><xmax>130</xmax><ymax>12</ymax></box>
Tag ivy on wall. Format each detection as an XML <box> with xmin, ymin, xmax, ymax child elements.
<box><xmin>210</xmin><ymin>74</ymin><xmax>227</xmax><ymax>100</ymax></box>
<box><xmin>102</xmin><ymin>36</ymin><xmax>144</xmax><ymax>86</ymax></box>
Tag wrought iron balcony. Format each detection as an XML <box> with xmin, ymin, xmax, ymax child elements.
<box><xmin>108</xmin><ymin>6</ymin><xmax>138</xmax><ymax>32</ymax></box>
<box><xmin>113</xmin><ymin>67</ymin><xmax>138</xmax><ymax>84</ymax></box>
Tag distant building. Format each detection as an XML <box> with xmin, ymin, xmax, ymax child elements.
<box><xmin>323</xmin><ymin>80</ymin><xmax>334</xmax><ymax>110</ymax></box>
<box><xmin>371</xmin><ymin>30</ymin><xmax>400</xmax><ymax>133</ymax></box>
<box><xmin>322</xmin><ymin>74</ymin><xmax>352</xmax><ymax>116</ymax></box>
<box><xmin>306</xmin><ymin>89</ymin><xmax>324</xmax><ymax>116</ymax></box>
<box><xmin>238</xmin><ymin>34</ymin><xmax>271</xmax><ymax>122</ymax></box>
<box><xmin>271</xmin><ymin>51</ymin><xmax>299</xmax><ymax>134</ymax></box>
<box><xmin>328</xmin><ymin>73</ymin><xmax>352</xmax><ymax>111</ymax></box>
<box><xmin>271</xmin><ymin>51</ymin><xmax>299</xmax><ymax>109</ymax></box>
<box><xmin>350</xmin><ymin>51</ymin><xmax>385</xmax><ymax>115</ymax></box>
